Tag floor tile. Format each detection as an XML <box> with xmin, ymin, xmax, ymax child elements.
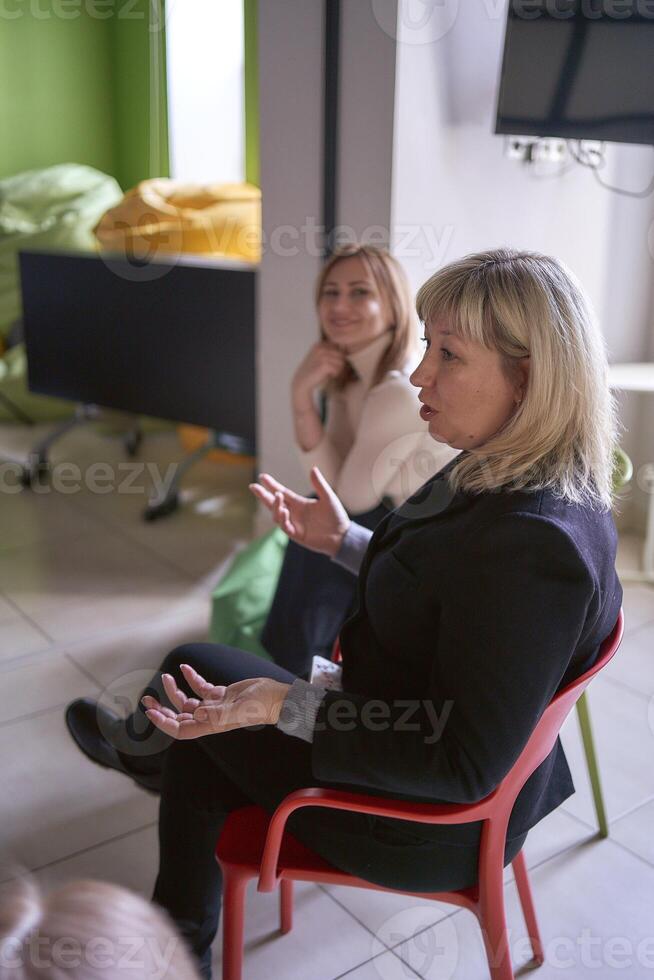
<box><xmin>47</xmin><ymin>427</ymin><xmax>258</xmax><ymax>579</ymax></box>
<box><xmin>0</xmin><ymin>615</ymin><xmax>50</xmax><ymax>663</ymax></box>
<box><xmin>33</xmin><ymin>823</ymin><xmax>158</xmax><ymax>897</ymax></box>
<box><xmin>325</xmin><ymin>808</ymin><xmax>590</xmax><ymax>935</ymax></box>
<box><xmin>559</xmin><ymin>675</ymin><xmax>654</xmax><ymax>826</ymax></box>
<box><xmin>64</xmin><ymin>596</ymin><xmax>211</xmax><ymax>689</ymax></box>
<box><xmin>0</xmin><ymin>709</ymin><xmax>157</xmax><ymax>872</ymax></box>
<box><xmin>620</xmin><ymin>584</ymin><xmax>654</xmax><ymax>634</ymax></box>
<box><xmin>340</xmin><ymin>950</ymin><xmax>422</xmax><ymax>979</ymax></box>
<box><xmin>0</xmin><ymin>485</ymin><xmax>100</xmax><ymax>554</ymax></box>
<box><xmin>212</xmin><ymin>881</ymin><xmax>377</xmax><ymax>980</ymax></box>
<box><xmin>403</xmin><ymin>839</ymin><xmax>654</xmax><ymax>979</ymax></box>
<box><xmin>323</xmin><ymin>881</ymin><xmax>454</xmax><ymax>947</ymax></box>
<box><xmin>611</xmin><ymin>798</ymin><xmax>654</xmax><ymax>866</ymax></box>
<box><xmin>0</xmin><ymin>653</ymin><xmax>99</xmax><ymax>725</ymax></box>
<box><xmin>616</xmin><ymin>531</ymin><xmax>642</xmax><ymax>576</ymax></box>
<box><xmin>0</xmin><ymin>530</ymin><xmax>194</xmax><ymax>645</ymax></box>
<box><xmin>372</xmin><ymin>905</ymin><xmax>464</xmax><ymax>980</ymax></box>
<box><xmin>0</xmin><ymin>594</ymin><xmax>23</xmax><ymax>622</ymax></box>
<box><xmin>113</xmin><ymin>497</ymin><xmax>255</xmax><ymax>584</ymax></box>
<box><xmin>603</xmin><ymin>618</ymin><xmax>654</xmax><ymax>698</ymax></box>
<box><xmin>507</xmin><ymin>807</ymin><xmax>594</xmax><ymax>883</ymax></box>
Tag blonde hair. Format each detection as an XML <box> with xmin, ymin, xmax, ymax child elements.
<box><xmin>0</xmin><ymin>876</ymin><xmax>199</xmax><ymax>980</ymax></box>
<box><xmin>315</xmin><ymin>243</ymin><xmax>417</xmax><ymax>389</ymax></box>
<box><xmin>415</xmin><ymin>248</ymin><xmax>618</xmax><ymax>510</ymax></box>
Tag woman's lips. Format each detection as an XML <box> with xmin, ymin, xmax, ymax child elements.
<box><xmin>420</xmin><ymin>404</ymin><xmax>437</xmax><ymax>421</ymax></box>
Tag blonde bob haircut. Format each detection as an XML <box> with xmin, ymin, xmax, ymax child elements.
<box><xmin>0</xmin><ymin>875</ymin><xmax>200</xmax><ymax>980</ymax></box>
<box><xmin>315</xmin><ymin>243</ymin><xmax>417</xmax><ymax>389</ymax></box>
<box><xmin>415</xmin><ymin>248</ymin><xmax>618</xmax><ymax>510</ymax></box>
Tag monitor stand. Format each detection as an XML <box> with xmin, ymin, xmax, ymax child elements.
<box><xmin>143</xmin><ymin>429</ymin><xmax>255</xmax><ymax>522</ymax></box>
<box><xmin>21</xmin><ymin>404</ymin><xmax>143</xmax><ymax>486</ymax></box>
<box><xmin>20</xmin><ymin>406</ymin><xmax>254</xmax><ymax>523</ymax></box>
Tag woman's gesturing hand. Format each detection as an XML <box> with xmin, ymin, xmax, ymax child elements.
<box><xmin>292</xmin><ymin>341</ymin><xmax>346</xmax><ymax>400</ymax></box>
<box><xmin>142</xmin><ymin>664</ymin><xmax>290</xmax><ymax>740</ymax></box>
<box><xmin>250</xmin><ymin>466</ymin><xmax>350</xmax><ymax>557</ymax></box>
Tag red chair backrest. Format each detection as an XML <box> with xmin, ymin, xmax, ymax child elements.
<box><xmin>490</xmin><ymin>609</ymin><xmax>624</xmax><ymax>810</ymax></box>
<box><xmin>332</xmin><ymin>612</ymin><xmax>623</xmax><ymax>822</ymax></box>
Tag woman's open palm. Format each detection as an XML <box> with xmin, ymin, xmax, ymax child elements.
<box><xmin>142</xmin><ymin>664</ymin><xmax>289</xmax><ymax>739</ymax></box>
<box><xmin>249</xmin><ymin>466</ymin><xmax>350</xmax><ymax>557</ymax></box>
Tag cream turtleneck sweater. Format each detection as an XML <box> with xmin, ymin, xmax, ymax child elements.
<box><xmin>298</xmin><ymin>331</ymin><xmax>458</xmax><ymax>514</ymax></box>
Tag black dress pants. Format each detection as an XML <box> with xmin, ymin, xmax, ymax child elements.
<box><xmin>150</xmin><ymin>643</ymin><xmax>526</xmax><ymax>980</ymax></box>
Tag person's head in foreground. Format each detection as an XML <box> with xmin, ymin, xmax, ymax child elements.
<box><xmin>411</xmin><ymin>246</ymin><xmax>617</xmax><ymax>509</ymax></box>
<box><xmin>0</xmin><ymin>876</ymin><xmax>199</xmax><ymax>980</ymax></box>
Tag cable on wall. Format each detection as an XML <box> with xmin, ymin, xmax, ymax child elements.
<box><xmin>568</xmin><ymin>140</ymin><xmax>654</xmax><ymax>199</ymax></box>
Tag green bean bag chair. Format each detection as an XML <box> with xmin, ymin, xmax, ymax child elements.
<box><xmin>0</xmin><ymin>163</ymin><xmax>122</xmax><ymax>421</ymax></box>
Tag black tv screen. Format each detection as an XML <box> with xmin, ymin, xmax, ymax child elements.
<box><xmin>495</xmin><ymin>0</ymin><xmax>654</xmax><ymax>146</ymax></box>
<box><xmin>19</xmin><ymin>250</ymin><xmax>257</xmax><ymax>453</ymax></box>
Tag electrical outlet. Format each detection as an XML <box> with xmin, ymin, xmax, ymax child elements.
<box><xmin>505</xmin><ymin>136</ymin><xmax>534</xmax><ymax>161</ymax></box>
<box><xmin>531</xmin><ymin>139</ymin><xmax>567</xmax><ymax>164</ymax></box>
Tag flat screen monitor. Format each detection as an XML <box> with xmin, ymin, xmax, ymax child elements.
<box><xmin>19</xmin><ymin>250</ymin><xmax>257</xmax><ymax>453</ymax></box>
<box><xmin>495</xmin><ymin>1</ymin><xmax>654</xmax><ymax>146</ymax></box>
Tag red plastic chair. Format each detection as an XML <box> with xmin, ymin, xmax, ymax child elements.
<box><xmin>215</xmin><ymin>610</ymin><xmax>624</xmax><ymax>980</ymax></box>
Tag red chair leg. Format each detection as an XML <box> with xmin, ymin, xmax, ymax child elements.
<box><xmin>479</xmin><ymin>872</ymin><xmax>514</xmax><ymax>980</ymax></box>
<box><xmin>222</xmin><ymin>868</ymin><xmax>250</xmax><ymax>980</ymax></box>
<box><xmin>279</xmin><ymin>878</ymin><xmax>294</xmax><ymax>934</ymax></box>
<box><xmin>512</xmin><ymin>851</ymin><xmax>544</xmax><ymax>965</ymax></box>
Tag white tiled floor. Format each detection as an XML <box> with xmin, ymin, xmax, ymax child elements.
<box><xmin>1</xmin><ymin>422</ymin><xmax>654</xmax><ymax>979</ymax></box>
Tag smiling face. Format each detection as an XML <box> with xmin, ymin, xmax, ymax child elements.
<box><xmin>318</xmin><ymin>255</ymin><xmax>392</xmax><ymax>354</ymax></box>
<box><xmin>409</xmin><ymin>319</ymin><xmax>529</xmax><ymax>450</ymax></box>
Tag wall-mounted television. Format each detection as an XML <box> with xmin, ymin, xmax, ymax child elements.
<box><xmin>495</xmin><ymin>0</ymin><xmax>654</xmax><ymax>146</ymax></box>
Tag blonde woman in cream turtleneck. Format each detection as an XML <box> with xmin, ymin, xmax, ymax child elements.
<box><xmin>291</xmin><ymin>245</ymin><xmax>457</xmax><ymax>514</ymax></box>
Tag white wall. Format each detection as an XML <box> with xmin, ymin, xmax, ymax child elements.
<box><xmin>257</xmin><ymin>0</ymin><xmax>324</xmax><ymax>497</ymax></box>
<box><xmin>337</xmin><ymin>0</ymin><xmax>398</xmax><ymax>242</ymax></box>
<box><xmin>390</xmin><ymin>0</ymin><xmax>654</xmax><ymax>529</ymax></box>
<box><xmin>257</xmin><ymin>0</ymin><xmax>399</xmax><ymax>498</ymax></box>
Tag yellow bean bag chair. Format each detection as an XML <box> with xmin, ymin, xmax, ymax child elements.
<box><xmin>94</xmin><ymin>179</ymin><xmax>261</xmax><ymax>262</ymax></box>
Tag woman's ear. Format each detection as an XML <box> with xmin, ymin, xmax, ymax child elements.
<box><xmin>514</xmin><ymin>355</ymin><xmax>530</xmax><ymax>405</ymax></box>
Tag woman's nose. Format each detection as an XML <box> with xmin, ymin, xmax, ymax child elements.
<box><xmin>410</xmin><ymin>354</ymin><xmax>434</xmax><ymax>388</ymax></box>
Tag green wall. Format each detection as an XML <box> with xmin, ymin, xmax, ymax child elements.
<box><xmin>111</xmin><ymin>0</ymin><xmax>169</xmax><ymax>190</ymax></box>
<box><xmin>0</xmin><ymin>0</ymin><xmax>257</xmax><ymax>191</ymax></box>
<box><xmin>0</xmin><ymin>0</ymin><xmax>168</xmax><ymax>189</ymax></box>
<box><xmin>0</xmin><ymin>6</ymin><xmax>116</xmax><ymax>180</ymax></box>
<box><xmin>244</xmin><ymin>0</ymin><xmax>259</xmax><ymax>187</ymax></box>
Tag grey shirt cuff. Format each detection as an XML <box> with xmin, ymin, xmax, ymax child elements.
<box><xmin>276</xmin><ymin>678</ymin><xmax>328</xmax><ymax>743</ymax></box>
<box><xmin>332</xmin><ymin>522</ymin><xmax>373</xmax><ymax>576</ymax></box>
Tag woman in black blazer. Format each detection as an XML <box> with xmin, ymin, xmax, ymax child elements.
<box><xmin>141</xmin><ymin>248</ymin><xmax>622</xmax><ymax>979</ymax></box>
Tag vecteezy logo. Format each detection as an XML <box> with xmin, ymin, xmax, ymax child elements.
<box><xmin>371</xmin><ymin>907</ymin><xmax>459</xmax><ymax>979</ymax></box>
<box><xmin>371</xmin><ymin>0</ymin><xmax>460</xmax><ymax>46</ymax></box>
<box><xmin>96</xmin><ymin>209</ymin><xmax>184</xmax><ymax>284</ymax></box>
<box><xmin>96</xmin><ymin>669</ymin><xmax>173</xmax><ymax>757</ymax></box>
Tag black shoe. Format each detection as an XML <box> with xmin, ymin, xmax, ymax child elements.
<box><xmin>65</xmin><ymin>698</ymin><xmax>162</xmax><ymax>794</ymax></box>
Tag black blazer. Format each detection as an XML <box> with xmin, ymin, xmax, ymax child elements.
<box><xmin>311</xmin><ymin>458</ymin><xmax>623</xmax><ymax>845</ymax></box>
